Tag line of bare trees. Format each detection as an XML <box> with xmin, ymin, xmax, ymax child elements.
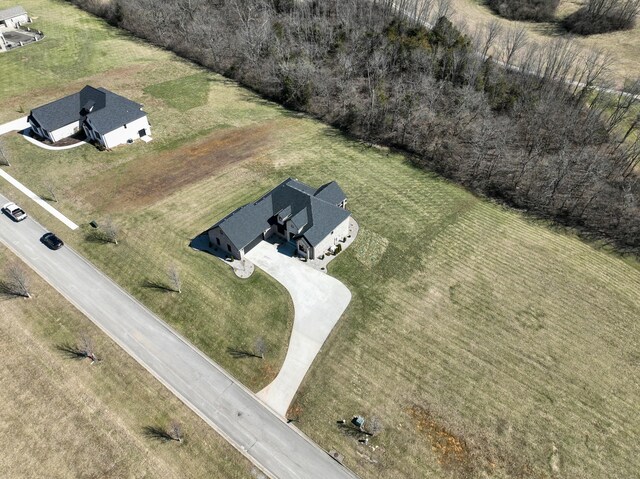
<box><xmin>69</xmin><ymin>0</ymin><xmax>640</xmax><ymax>254</ymax></box>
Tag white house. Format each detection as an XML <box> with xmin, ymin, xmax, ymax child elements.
<box><xmin>0</xmin><ymin>6</ymin><xmax>29</xmax><ymax>29</ymax></box>
<box><xmin>207</xmin><ymin>178</ymin><xmax>351</xmax><ymax>260</ymax></box>
<box><xmin>28</xmin><ymin>85</ymin><xmax>151</xmax><ymax>149</ymax></box>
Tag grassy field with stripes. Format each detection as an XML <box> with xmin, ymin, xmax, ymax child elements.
<box><xmin>0</xmin><ymin>1</ymin><xmax>638</xmax><ymax>478</ymax></box>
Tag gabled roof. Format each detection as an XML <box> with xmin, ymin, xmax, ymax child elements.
<box><xmin>29</xmin><ymin>85</ymin><xmax>146</xmax><ymax>134</ymax></box>
<box><xmin>314</xmin><ymin>181</ymin><xmax>346</xmax><ymax>205</ymax></box>
<box><xmin>0</xmin><ymin>6</ymin><xmax>27</xmax><ymax>21</ymax></box>
<box><xmin>211</xmin><ymin>178</ymin><xmax>350</xmax><ymax>250</ymax></box>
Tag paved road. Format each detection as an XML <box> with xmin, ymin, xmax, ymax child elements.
<box><xmin>0</xmin><ymin>192</ymin><xmax>357</xmax><ymax>479</ymax></box>
<box><xmin>247</xmin><ymin>241</ymin><xmax>351</xmax><ymax>416</ymax></box>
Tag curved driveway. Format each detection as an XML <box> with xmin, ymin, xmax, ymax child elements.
<box><xmin>0</xmin><ymin>191</ymin><xmax>357</xmax><ymax>479</ymax></box>
<box><xmin>246</xmin><ymin>241</ymin><xmax>352</xmax><ymax>417</ymax></box>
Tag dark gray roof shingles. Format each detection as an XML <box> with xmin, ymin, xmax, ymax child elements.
<box><xmin>314</xmin><ymin>181</ymin><xmax>347</xmax><ymax>205</ymax></box>
<box><xmin>212</xmin><ymin>178</ymin><xmax>350</xmax><ymax>250</ymax></box>
<box><xmin>29</xmin><ymin>85</ymin><xmax>146</xmax><ymax>133</ymax></box>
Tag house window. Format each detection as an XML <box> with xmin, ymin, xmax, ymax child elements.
<box><xmin>227</xmin><ymin>244</ymin><xmax>232</xmax><ymax>253</ymax></box>
<box><xmin>216</xmin><ymin>238</ymin><xmax>221</xmax><ymax>246</ymax></box>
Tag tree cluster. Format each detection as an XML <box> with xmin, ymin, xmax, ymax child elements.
<box><xmin>487</xmin><ymin>0</ymin><xmax>559</xmax><ymax>22</ymax></box>
<box><xmin>563</xmin><ymin>0</ymin><xmax>640</xmax><ymax>34</ymax></box>
<box><xmin>68</xmin><ymin>0</ymin><xmax>640</xmax><ymax>254</ymax></box>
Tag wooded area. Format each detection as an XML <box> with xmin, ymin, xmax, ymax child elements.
<box><xmin>564</xmin><ymin>0</ymin><xmax>640</xmax><ymax>34</ymax></box>
<box><xmin>487</xmin><ymin>0</ymin><xmax>559</xmax><ymax>21</ymax></box>
<box><xmin>70</xmin><ymin>0</ymin><xmax>640</xmax><ymax>253</ymax></box>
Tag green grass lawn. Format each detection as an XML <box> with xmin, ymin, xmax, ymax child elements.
<box><xmin>1</xmin><ymin>1</ymin><xmax>639</xmax><ymax>478</ymax></box>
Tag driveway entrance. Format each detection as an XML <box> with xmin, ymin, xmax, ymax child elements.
<box><xmin>246</xmin><ymin>240</ymin><xmax>352</xmax><ymax>416</ymax></box>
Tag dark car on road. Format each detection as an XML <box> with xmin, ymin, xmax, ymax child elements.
<box><xmin>2</xmin><ymin>202</ymin><xmax>27</xmax><ymax>222</ymax></box>
<box><xmin>41</xmin><ymin>232</ymin><xmax>64</xmax><ymax>250</ymax></box>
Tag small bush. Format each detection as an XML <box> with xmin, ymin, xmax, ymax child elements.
<box><xmin>487</xmin><ymin>0</ymin><xmax>559</xmax><ymax>21</ymax></box>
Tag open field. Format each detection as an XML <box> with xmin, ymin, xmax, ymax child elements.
<box><xmin>0</xmin><ymin>247</ymin><xmax>253</xmax><ymax>478</ymax></box>
<box><xmin>448</xmin><ymin>0</ymin><xmax>640</xmax><ymax>87</ymax></box>
<box><xmin>0</xmin><ymin>1</ymin><xmax>639</xmax><ymax>478</ymax></box>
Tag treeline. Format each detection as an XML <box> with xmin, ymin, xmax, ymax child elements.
<box><xmin>564</xmin><ymin>0</ymin><xmax>640</xmax><ymax>34</ymax></box>
<box><xmin>71</xmin><ymin>0</ymin><xmax>639</xmax><ymax>254</ymax></box>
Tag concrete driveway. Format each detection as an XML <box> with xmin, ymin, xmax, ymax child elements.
<box><xmin>0</xmin><ymin>191</ymin><xmax>358</xmax><ymax>479</ymax></box>
<box><xmin>246</xmin><ymin>241</ymin><xmax>352</xmax><ymax>417</ymax></box>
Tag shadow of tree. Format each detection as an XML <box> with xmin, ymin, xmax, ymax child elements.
<box><xmin>0</xmin><ymin>280</ymin><xmax>19</xmax><ymax>298</ymax></box>
<box><xmin>142</xmin><ymin>425</ymin><xmax>174</xmax><ymax>442</ymax></box>
<box><xmin>226</xmin><ymin>347</ymin><xmax>261</xmax><ymax>359</ymax></box>
<box><xmin>142</xmin><ymin>279</ymin><xmax>173</xmax><ymax>292</ymax></box>
<box><xmin>55</xmin><ymin>342</ymin><xmax>94</xmax><ymax>361</ymax></box>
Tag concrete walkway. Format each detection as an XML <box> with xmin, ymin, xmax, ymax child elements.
<box><xmin>0</xmin><ymin>116</ymin><xmax>29</xmax><ymax>135</ymax></box>
<box><xmin>21</xmin><ymin>129</ymin><xmax>88</xmax><ymax>150</ymax></box>
<box><xmin>0</xmin><ymin>168</ymin><xmax>79</xmax><ymax>230</ymax></box>
<box><xmin>246</xmin><ymin>241</ymin><xmax>352</xmax><ymax>417</ymax></box>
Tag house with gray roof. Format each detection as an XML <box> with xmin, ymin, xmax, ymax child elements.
<box><xmin>208</xmin><ymin>178</ymin><xmax>350</xmax><ymax>260</ymax></box>
<box><xmin>0</xmin><ymin>6</ymin><xmax>29</xmax><ymax>29</ymax></box>
<box><xmin>28</xmin><ymin>85</ymin><xmax>151</xmax><ymax>149</ymax></box>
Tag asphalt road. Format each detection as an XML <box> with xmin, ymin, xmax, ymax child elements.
<box><xmin>0</xmin><ymin>192</ymin><xmax>357</xmax><ymax>479</ymax></box>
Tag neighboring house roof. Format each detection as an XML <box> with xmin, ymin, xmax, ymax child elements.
<box><xmin>29</xmin><ymin>85</ymin><xmax>146</xmax><ymax>134</ymax></box>
<box><xmin>212</xmin><ymin>178</ymin><xmax>350</xmax><ymax>250</ymax></box>
<box><xmin>0</xmin><ymin>6</ymin><xmax>27</xmax><ymax>21</ymax></box>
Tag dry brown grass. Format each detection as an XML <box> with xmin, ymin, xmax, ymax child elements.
<box><xmin>80</xmin><ymin>119</ymin><xmax>295</xmax><ymax>212</ymax></box>
<box><xmin>0</xmin><ymin>247</ymin><xmax>252</xmax><ymax>478</ymax></box>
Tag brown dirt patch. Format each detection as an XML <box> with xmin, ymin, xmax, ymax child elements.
<box><xmin>82</xmin><ymin>120</ymin><xmax>286</xmax><ymax>212</ymax></box>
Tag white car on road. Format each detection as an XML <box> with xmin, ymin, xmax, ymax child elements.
<box><xmin>2</xmin><ymin>202</ymin><xmax>27</xmax><ymax>222</ymax></box>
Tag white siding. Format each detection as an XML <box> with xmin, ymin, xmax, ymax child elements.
<box><xmin>49</xmin><ymin>121</ymin><xmax>81</xmax><ymax>143</ymax></box>
<box><xmin>100</xmin><ymin>116</ymin><xmax>150</xmax><ymax>149</ymax></box>
<box><xmin>2</xmin><ymin>13</ymin><xmax>29</xmax><ymax>28</ymax></box>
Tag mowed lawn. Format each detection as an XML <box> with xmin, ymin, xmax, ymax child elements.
<box><xmin>0</xmin><ymin>248</ymin><xmax>253</xmax><ymax>478</ymax></box>
<box><xmin>0</xmin><ymin>1</ymin><xmax>639</xmax><ymax>479</ymax></box>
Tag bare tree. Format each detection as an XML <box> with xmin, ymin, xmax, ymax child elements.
<box><xmin>254</xmin><ymin>336</ymin><xmax>267</xmax><ymax>359</ymax></box>
<box><xmin>167</xmin><ymin>420</ymin><xmax>184</xmax><ymax>442</ymax></box>
<box><xmin>101</xmin><ymin>218</ymin><xmax>119</xmax><ymax>245</ymax></box>
<box><xmin>43</xmin><ymin>181</ymin><xmax>58</xmax><ymax>202</ymax></box>
<box><xmin>367</xmin><ymin>416</ymin><xmax>384</xmax><ymax>436</ymax></box>
<box><xmin>78</xmin><ymin>332</ymin><xmax>99</xmax><ymax>363</ymax></box>
<box><xmin>500</xmin><ymin>26</ymin><xmax>528</xmax><ymax>67</ymax></box>
<box><xmin>2</xmin><ymin>264</ymin><xmax>31</xmax><ymax>298</ymax></box>
<box><xmin>0</xmin><ymin>139</ymin><xmax>9</xmax><ymax>166</ymax></box>
<box><xmin>167</xmin><ymin>265</ymin><xmax>182</xmax><ymax>293</ymax></box>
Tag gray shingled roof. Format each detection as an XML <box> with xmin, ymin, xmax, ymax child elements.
<box><xmin>314</xmin><ymin>181</ymin><xmax>346</xmax><ymax>205</ymax></box>
<box><xmin>211</xmin><ymin>178</ymin><xmax>350</xmax><ymax>250</ymax></box>
<box><xmin>29</xmin><ymin>86</ymin><xmax>146</xmax><ymax>134</ymax></box>
<box><xmin>0</xmin><ymin>6</ymin><xmax>27</xmax><ymax>21</ymax></box>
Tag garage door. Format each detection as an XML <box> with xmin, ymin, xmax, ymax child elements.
<box><xmin>244</xmin><ymin>235</ymin><xmax>263</xmax><ymax>254</ymax></box>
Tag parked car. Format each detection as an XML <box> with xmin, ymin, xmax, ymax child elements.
<box><xmin>41</xmin><ymin>232</ymin><xmax>64</xmax><ymax>250</ymax></box>
<box><xmin>2</xmin><ymin>202</ymin><xmax>27</xmax><ymax>222</ymax></box>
